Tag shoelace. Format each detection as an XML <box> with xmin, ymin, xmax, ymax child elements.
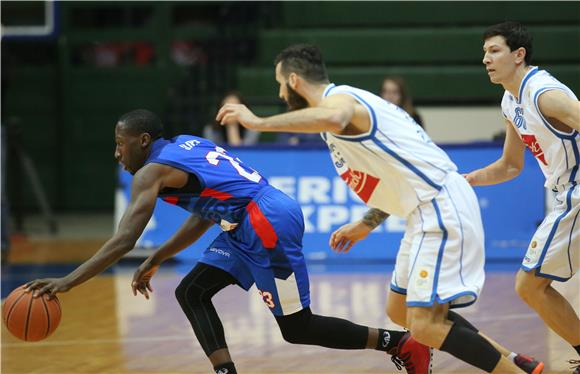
<box><xmin>391</xmin><ymin>353</ymin><xmax>415</xmax><ymax>374</ymax></box>
<box><xmin>391</xmin><ymin>355</ymin><xmax>404</xmax><ymax>370</ymax></box>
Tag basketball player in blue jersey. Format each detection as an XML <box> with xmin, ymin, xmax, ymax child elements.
<box><xmin>26</xmin><ymin>109</ymin><xmax>439</xmax><ymax>374</ymax></box>
<box><xmin>217</xmin><ymin>44</ymin><xmax>543</xmax><ymax>373</ymax></box>
<box><xmin>465</xmin><ymin>22</ymin><xmax>580</xmax><ymax>373</ymax></box>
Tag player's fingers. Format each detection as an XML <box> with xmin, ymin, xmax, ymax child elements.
<box><xmin>131</xmin><ymin>282</ymin><xmax>138</xmax><ymax>296</ymax></box>
<box><xmin>329</xmin><ymin>232</ymin><xmax>337</xmax><ymax>249</ymax></box>
<box><xmin>336</xmin><ymin>238</ymin><xmax>348</xmax><ymax>253</ymax></box>
<box><xmin>343</xmin><ymin>241</ymin><xmax>355</xmax><ymax>253</ymax></box>
<box><xmin>146</xmin><ymin>282</ymin><xmax>153</xmax><ymax>293</ymax></box>
<box><xmin>216</xmin><ymin>104</ymin><xmax>234</xmax><ymax>122</ymax></box>
<box><xmin>220</xmin><ymin>112</ymin><xmax>236</xmax><ymax>126</ymax></box>
<box><xmin>34</xmin><ymin>285</ymin><xmax>50</xmax><ymax>298</ymax></box>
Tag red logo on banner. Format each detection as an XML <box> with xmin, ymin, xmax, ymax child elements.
<box><xmin>340</xmin><ymin>169</ymin><xmax>380</xmax><ymax>203</ymax></box>
<box><xmin>521</xmin><ymin>134</ymin><xmax>548</xmax><ymax>166</ymax></box>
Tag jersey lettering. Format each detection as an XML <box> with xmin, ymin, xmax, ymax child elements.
<box><xmin>178</xmin><ymin>139</ymin><xmax>201</xmax><ymax>150</ymax></box>
<box><xmin>513</xmin><ymin>107</ymin><xmax>527</xmax><ymax>129</ymax></box>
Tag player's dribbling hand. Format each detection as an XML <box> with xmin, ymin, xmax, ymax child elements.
<box><xmin>329</xmin><ymin>221</ymin><xmax>372</xmax><ymax>253</ymax></box>
<box><xmin>216</xmin><ymin>104</ymin><xmax>263</xmax><ymax>130</ymax></box>
<box><xmin>25</xmin><ymin>278</ymin><xmax>72</xmax><ymax>299</ymax></box>
<box><xmin>131</xmin><ymin>259</ymin><xmax>159</xmax><ymax>300</ymax></box>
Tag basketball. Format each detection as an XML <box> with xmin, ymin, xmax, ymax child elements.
<box><xmin>2</xmin><ymin>285</ymin><xmax>62</xmax><ymax>341</ymax></box>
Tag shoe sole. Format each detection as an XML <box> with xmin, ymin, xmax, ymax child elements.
<box><xmin>531</xmin><ymin>362</ymin><xmax>544</xmax><ymax>374</ymax></box>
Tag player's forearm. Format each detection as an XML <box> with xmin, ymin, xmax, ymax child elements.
<box><xmin>64</xmin><ymin>236</ymin><xmax>134</xmax><ymax>287</ymax></box>
<box><xmin>470</xmin><ymin>158</ymin><xmax>522</xmax><ymax>186</ymax></box>
<box><xmin>361</xmin><ymin>208</ymin><xmax>390</xmax><ymax>229</ymax></box>
<box><xmin>150</xmin><ymin>216</ymin><xmax>214</xmax><ymax>264</ymax></box>
<box><xmin>257</xmin><ymin>107</ymin><xmax>348</xmax><ymax>133</ymax></box>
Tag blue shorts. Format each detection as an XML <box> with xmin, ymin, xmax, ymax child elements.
<box><xmin>199</xmin><ymin>186</ymin><xmax>310</xmax><ymax>316</ymax></box>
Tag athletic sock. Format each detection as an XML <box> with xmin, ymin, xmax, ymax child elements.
<box><xmin>214</xmin><ymin>362</ymin><xmax>236</xmax><ymax>374</ymax></box>
<box><xmin>375</xmin><ymin>329</ymin><xmax>405</xmax><ymax>352</ymax></box>
<box><xmin>507</xmin><ymin>352</ymin><xmax>517</xmax><ymax>362</ymax></box>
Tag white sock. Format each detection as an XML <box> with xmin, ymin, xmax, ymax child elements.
<box><xmin>508</xmin><ymin>352</ymin><xmax>517</xmax><ymax>363</ymax></box>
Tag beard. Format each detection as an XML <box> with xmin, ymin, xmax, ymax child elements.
<box><xmin>285</xmin><ymin>83</ymin><xmax>309</xmax><ymax>111</ymax></box>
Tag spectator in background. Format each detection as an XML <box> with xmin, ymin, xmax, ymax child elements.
<box><xmin>204</xmin><ymin>92</ymin><xmax>259</xmax><ymax>146</ymax></box>
<box><xmin>380</xmin><ymin>76</ymin><xmax>424</xmax><ymax>129</ymax></box>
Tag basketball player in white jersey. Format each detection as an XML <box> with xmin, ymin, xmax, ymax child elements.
<box><xmin>465</xmin><ymin>21</ymin><xmax>580</xmax><ymax>371</ymax></box>
<box><xmin>218</xmin><ymin>44</ymin><xmax>543</xmax><ymax>373</ymax></box>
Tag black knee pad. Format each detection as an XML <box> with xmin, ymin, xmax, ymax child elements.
<box><xmin>276</xmin><ymin>308</ymin><xmax>311</xmax><ymax>343</ymax></box>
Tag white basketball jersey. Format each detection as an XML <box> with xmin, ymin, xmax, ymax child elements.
<box><xmin>501</xmin><ymin>67</ymin><xmax>579</xmax><ymax>189</ymax></box>
<box><xmin>321</xmin><ymin>84</ymin><xmax>457</xmax><ymax>217</ymax></box>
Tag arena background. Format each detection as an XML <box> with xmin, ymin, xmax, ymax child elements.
<box><xmin>1</xmin><ymin>2</ymin><xmax>579</xmax><ymax>373</ymax></box>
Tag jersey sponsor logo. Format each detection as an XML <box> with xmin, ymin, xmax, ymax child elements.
<box><xmin>339</xmin><ymin>169</ymin><xmax>380</xmax><ymax>203</ymax></box>
<box><xmin>521</xmin><ymin>134</ymin><xmax>548</xmax><ymax>166</ymax></box>
<box><xmin>209</xmin><ymin>247</ymin><xmax>231</xmax><ymax>258</ymax></box>
<box><xmin>513</xmin><ymin>107</ymin><xmax>527</xmax><ymax>129</ymax></box>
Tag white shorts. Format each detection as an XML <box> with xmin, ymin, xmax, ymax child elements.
<box><xmin>522</xmin><ymin>184</ymin><xmax>579</xmax><ymax>281</ymax></box>
<box><xmin>391</xmin><ymin>172</ymin><xmax>485</xmax><ymax>309</ymax></box>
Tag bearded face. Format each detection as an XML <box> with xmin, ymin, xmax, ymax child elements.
<box><xmin>285</xmin><ymin>82</ymin><xmax>309</xmax><ymax>111</ymax></box>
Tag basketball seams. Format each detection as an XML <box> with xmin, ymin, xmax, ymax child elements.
<box><xmin>23</xmin><ymin>295</ymin><xmax>34</xmax><ymax>341</ymax></box>
<box><xmin>40</xmin><ymin>296</ymin><xmax>51</xmax><ymax>339</ymax></box>
<box><xmin>4</xmin><ymin>290</ymin><xmax>28</xmax><ymax>325</ymax></box>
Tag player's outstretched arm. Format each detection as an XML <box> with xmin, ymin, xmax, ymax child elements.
<box><xmin>131</xmin><ymin>215</ymin><xmax>214</xmax><ymax>299</ymax></box>
<box><xmin>216</xmin><ymin>94</ymin><xmax>355</xmax><ymax>134</ymax></box>
<box><xmin>26</xmin><ymin>165</ymin><xmax>164</xmax><ymax>298</ymax></box>
<box><xmin>330</xmin><ymin>208</ymin><xmax>389</xmax><ymax>253</ymax></box>
<box><xmin>537</xmin><ymin>90</ymin><xmax>580</xmax><ymax>132</ymax></box>
<box><xmin>464</xmin><ymin>119</ymin><xmax>526</xmax><ymax>186</ymax></box>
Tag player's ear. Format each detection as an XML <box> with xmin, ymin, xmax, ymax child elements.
<box><xmin>514</xmin><ymin>47</ymin><xmax>527</xmax><ymax>65</ymax></box>
<box><xmin>140</xmin><ymin>133</ymin><xmax>152</xmax><ymax>148</ymax></box>
<box><xmin>288</xmin><ymin>72</ymin><xmax>299</xmax><ymax>89</ymax></box>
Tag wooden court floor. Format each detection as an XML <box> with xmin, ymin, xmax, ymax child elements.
<box><xmin>1</xmin><ymin>239</ymin><xmax>579</xmax><ymax>374</ymax></box>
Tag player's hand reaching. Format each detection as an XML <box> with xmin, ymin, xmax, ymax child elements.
<box><xmin>462</xmin><ymin>171</ymin><xmax>478</xmax><ymax>186</ymax></box>
<box><xmin>216</xmin><ymin>104</ymin><xmax>263</xmax><ymax>130</ymax></box>
<box><xmin>329</xmin><ymin>221</ymin><xmax>373</xmax><ymax>253</ymax></box>
<box><xmin>25</xmin><ymin>278</ymin><xmax>72</xmax><ymax>299</ymax></box>
<box><xmin>132</xmin><ymin>258</ymin><xmax>159</xmax><ymax>300</ymax></box>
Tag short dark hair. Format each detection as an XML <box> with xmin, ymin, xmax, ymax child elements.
<box><xmin>117</xmin><ymin>109</ymin><xmax>164</xmax><ymax>139</ymax></box>
<box><xmin>274</xmin><ymin>44</ymin><xmax>329</xmax><ymax>83</ymax></box>
<box><xmin>483</xmin><ymin>21</ymin><xmax>533</xmax><ymax>65</ymax></box>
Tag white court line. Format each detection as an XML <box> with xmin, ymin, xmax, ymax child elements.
<box><xmin>3</xmin><ymin>312</ymin><xmax>539</xmax><ymax>348</ymax></box>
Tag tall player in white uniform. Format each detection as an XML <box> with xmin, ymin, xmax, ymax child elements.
<box><xmin>218</xmin><ymin>44</ymin><xmax>542</xmax><ymax>373</ymax></box>
<box><xmin>465</xmin><ymin>21</ymin><xmax>580</xmax><ymax>370</ymax></box>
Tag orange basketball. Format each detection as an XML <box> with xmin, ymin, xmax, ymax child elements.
<box><xmin>2</xmin><ymin>285</ymin><xmax>61</xmax><ymax>341</ymax></box>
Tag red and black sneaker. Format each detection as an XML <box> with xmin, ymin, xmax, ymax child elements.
<box><xmin>388</xmin><ymin>332</ymin><xmax>433</xmax><ymax>374</ymax></box>
<box><xmin>514</xmin><ymin>354</ymin><xmax>544</xmax><ymax>374</ymax></box>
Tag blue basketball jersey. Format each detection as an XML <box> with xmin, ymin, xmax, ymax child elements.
<box><xmin>145</xmin><ymin>136</ymin><xmax>268</xmax><ymax>226</ymax></box>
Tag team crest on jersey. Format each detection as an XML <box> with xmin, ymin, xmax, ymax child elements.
<box><xmin>513</xmin><ymin>107</ymin><xmax>527</xmax><ymax>129</ymax></box>
<box><xmin>339</xmin><ymin>168</ymin><xmax>379</xmax><ymax>203</ymax></box>
<box><xmin>521</xmin><ymin>134</ymin><xmax>548</xmax><ymax>166</ymax></box>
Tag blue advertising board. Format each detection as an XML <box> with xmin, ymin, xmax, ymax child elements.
<box><xmin>116</xmin><ymin>144</ymin><xmax>544</xmax><ymax>263</ymax></box>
